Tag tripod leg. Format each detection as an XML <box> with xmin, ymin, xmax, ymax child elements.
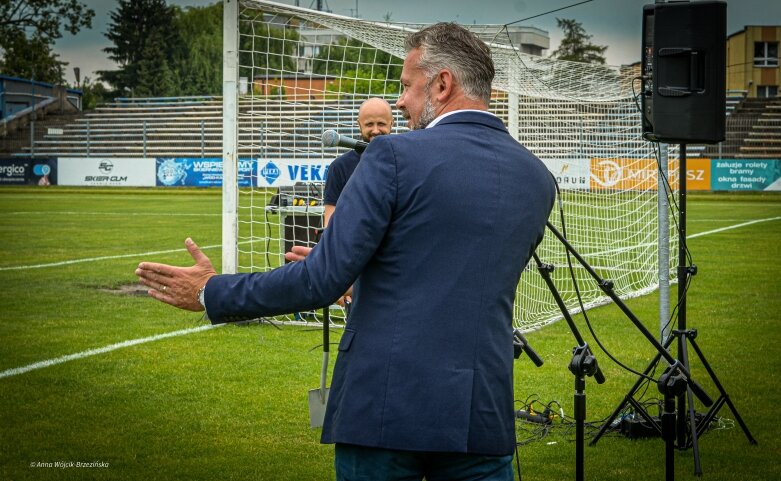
<box><xmin>662</xmin><ymin>392</ymin><xmax>677</xmax><ymax>481</ymax></box>
<box><xmin>590</xmin><ymin>352</ymin><xmax>660</xmax><ymax>445</ymax></box>
<box><xmin>685</xmin><ymin>385</ymin><xmax>702</xmax><ymax>475</ymax></box>
<box><xmin>662</xmin><ymin>393</ymin><xmax>676</xmax><ymax>481</ymax></box>
<box><xmin>688</xmin><ymin>337</ymin><xmax>758</xmax><ymax>445</ymax></box>
<box><xmin>659</xmin><ymin>364</ymin><xmax>688</xmax><ymax>481</ymax></box>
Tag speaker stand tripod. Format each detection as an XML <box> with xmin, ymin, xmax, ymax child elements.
<box><xmin>589</xmin><ymin>144</ymin><xmax>757</xmax><ymax>478</ymax></box>
<box><xmin>534</xmin><ymin>214</ymin><xmax>718</xmax><ymax>479</ymax></box>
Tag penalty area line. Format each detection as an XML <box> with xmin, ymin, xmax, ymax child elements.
<box><xmin>0</xmin><ymin>323</ymin><xmax>222</xmax><ymax>380</ymax></box>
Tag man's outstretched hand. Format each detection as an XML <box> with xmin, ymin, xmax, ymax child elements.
<box><xmin>135</xmin><ymin>238</ymin><xmax>217</xmax><ymax>311</ymax></box>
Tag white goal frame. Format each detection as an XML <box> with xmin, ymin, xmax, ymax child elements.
<box><xmin>222</xmin><ymin>0</ymin><xmax>677</xmax><ymax>332</ymax></box>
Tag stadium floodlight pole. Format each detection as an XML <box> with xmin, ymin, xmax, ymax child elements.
<box><xmin>222</xmin><ymin>0</ymin><xmax>239</xmax><ymax>274</ymax></box>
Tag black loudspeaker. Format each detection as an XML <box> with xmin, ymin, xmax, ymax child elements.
<box><xmin>282</xmin><ymin>214</ymin><xmax>321</xmax><ymax>263</ymax></box>
<box><xmin>641</xmin><ymin>1</ymin><xmax>726</xmax><ymax>144</ymax></box>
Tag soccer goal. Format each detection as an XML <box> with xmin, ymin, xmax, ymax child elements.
<box><xmin>222</xmin><ymin>0</ymin><xmax>678</xmax><ymax>331</ymax></box>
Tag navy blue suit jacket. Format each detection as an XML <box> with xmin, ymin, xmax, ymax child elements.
<box><xmin>204</xmin><ymin>111</ymin><xmax>556</xmax><ymax>455</ymax></box>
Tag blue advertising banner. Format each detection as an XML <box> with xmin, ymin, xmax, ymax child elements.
<box><xmin>0</xmin><ymin>158</ymin><xmax>57</xmax><ymax>185</ymax></box>
<box><xmin>256</xmin><ymin>159</ymin><xmax>332</xmax><ymax>187</ymax></box>
<box><xmin>155</xmin><ymin>158</ymin><xmax>254</xmax><ymax>187</ymax></box>
<box><xmin>711</xmin><ymin>159</ymin><xmax>781</xmax><ymax>191</ymax></box>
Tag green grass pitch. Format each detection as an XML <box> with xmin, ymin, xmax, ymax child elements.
<box><xmin>0</xmin><ymin>186</ymin><xmax>779</xmax><ymax>480</ymax></box>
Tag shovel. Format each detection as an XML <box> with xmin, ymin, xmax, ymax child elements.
<box><xmin>308</xmin><ymin>306</ymin><xmax>330</xmax><ymax>428</ymax></box>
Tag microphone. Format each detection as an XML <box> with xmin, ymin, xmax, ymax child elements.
<box><xmin>322</xmin><ymin>130</ymin><xmax>368</xmax><ymax>153</ymax></box>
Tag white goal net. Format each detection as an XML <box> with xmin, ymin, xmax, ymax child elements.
<box><xmin>227</xmin><ymin>0</ymin><xmax>679</xmax><ymax>330</ymax></box>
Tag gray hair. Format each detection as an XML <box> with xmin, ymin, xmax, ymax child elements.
<box><xmin>405</xmin><ymin>22</ymin><xmax>495</xmax><ymax>104</ymax></box>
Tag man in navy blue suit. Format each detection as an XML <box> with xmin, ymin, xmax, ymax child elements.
<box><xmin>136</xmin><ymin>22</ymin><xmax>556</xmax><ymax>481</ymax></box>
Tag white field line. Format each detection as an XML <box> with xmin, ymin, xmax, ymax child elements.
<box><xmin>6</xmin><ymin>211</ymin><xmax>219</xmax><ymax>217</ymax></box>
<box><xmin>0</xmin><ymin>324</ymin><xmax>222</xmax><ymax>380</ymax></box>
<box><xmin>0</xmin><ymin>237</ymin><xmax>262</xmax><ymax>272</ymax></box>
<box><xmin>0</xmin><ymin>244</ymin><xmax>222</xmax><ymax>271</ymax></box>
<box><xmin>571</xmin><ymin>215</ymin><xmax>781</xmax><ymax>258</ymax></box>
<box><xmin>687</xmin><ymin>216</ymin><xmax>781</xmax><ymax>238</ymax></box>
<box><xmin>0</xmin><ymin>216</ymin><xmax>778</xmax><ymax>380</ymax></box>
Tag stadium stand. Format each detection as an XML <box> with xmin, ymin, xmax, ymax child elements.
<box><xmin>702</xmin><ymin>93</ymin><xmax>781</xmax><ymax>158</ymax></box>
<box><xmin>13</xmin><ymin>96</ymin><xmax>390</xmax><ymax>159</ymax></box>
<box><xmin>11</xmin><ymin>94</ymin><xmax>642</xmax><ymax>160</ymax></box>
<box><xmin>5</xmin><ymin>90</ymin><xmax>777</xmax><ymax>160</ymax></box>
<box><xmin>0</xmin><ymin>75</ymin><xmax>83</xmax><ymax>156</ymax></box>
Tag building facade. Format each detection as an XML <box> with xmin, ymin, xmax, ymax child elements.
<box><xmin>727</xmin><ymin>26</ymin><xmax>780</xmax><ymax>97</ymax></box>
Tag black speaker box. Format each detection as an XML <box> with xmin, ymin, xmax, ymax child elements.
<box><xmin>283</xmin><ymin>214</ymin><xmax>322</xmax><ymax>263</ymax></box>
<box><xmin>641</xmin><ymin>1</ymin><xmax>726</xmax><ymax>144</ymax></box>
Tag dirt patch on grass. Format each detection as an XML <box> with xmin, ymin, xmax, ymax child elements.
<box><xmin>100</xmin><ymin>284</ymin><xmax>149</xmax><ymax>296</ymax></box>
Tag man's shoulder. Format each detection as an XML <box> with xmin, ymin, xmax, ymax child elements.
<box><xmin>377</xmin><ymin>114</ymin><xmax>508</xmax><ymax>150</ymax></box>
<box><xmin>434</xmin><ymin>111</ymin><xmax>506</xmax><ymax>131</ymax></box>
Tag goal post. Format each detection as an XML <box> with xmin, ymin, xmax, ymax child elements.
<box><xmin>222</xmin><ymin>0</ymin><xmax>239</xmax><ymax>274</ymax></box>
<box><xmin>225</xmin><ymin>0</ymin><xmax>678</xmax><ymax>330</ymax></box>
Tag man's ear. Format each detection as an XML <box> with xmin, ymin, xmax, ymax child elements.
<box><xmin>434</xmin><ymin>69</ymin><xmax>454</xmax><ymax>102</ymax></box>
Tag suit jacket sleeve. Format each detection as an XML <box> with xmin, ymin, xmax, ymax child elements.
<box><xmin>203</xmin><ymin>140</ymin><xmax>397</xmax><ymax>324</ymax></box>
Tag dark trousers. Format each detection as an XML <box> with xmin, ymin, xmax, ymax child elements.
<box><xmin>335</xmin><ymin>443</ymin><xmax>514</xmax><ymax>481</ymax></box>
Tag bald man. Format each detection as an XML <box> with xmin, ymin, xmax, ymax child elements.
<box><xmin>323</xmin><ymin>97</ymin><xmax>394</xmax><ymax>226</ymax></box>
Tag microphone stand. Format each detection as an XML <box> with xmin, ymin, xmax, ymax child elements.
<box><xmin>535</xmin><ymin>220</ymin><xmax>714</xmax><ymax>481</ymax></box>
<box><xmin>531</xmin><ymin>251</ymin><xmax>604</xmax><ymax>481</ymax></box>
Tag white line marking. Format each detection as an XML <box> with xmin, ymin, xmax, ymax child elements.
<box><xmin>0</xmin><ymin>238</ymin><xmax>264</xmax><ymax>272</ymax></box>
<box><xmin>0</xmin><ymin>324</ymin><xmax>222</xmax><ymax>380</ymax></box>
<box><xmin>0</xmin><ymin>244</ymin><xmax>222</xmax><ymax>271</ymax></box>
<box><xmin>4</xmin><ymin>211</ymin><xmax>219</xmax><ymax>217</ymax></box>
<box><xmin>1</xmin><ymin>215</ymin><xmax>778</xmax><ymax>379</ymax></box>
<box><xmin>564</xmin><ymin>215</ymin><xmax>781</xmax><ymax>257</ymax></box>
<box><xmin>688</xmin><ymin>216</ymin><xmax>781</xmax><ymax>238</ymax></box>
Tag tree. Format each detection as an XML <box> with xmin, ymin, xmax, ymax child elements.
<box><xmin>326</xmin><ymin>69</ymin><xmax>399</xmax><ymax>97</ymax></box>
<box><xmin>0</xmin><ymin>30</ymin><xmax>65</xmax><ymax>83</ymax></box>
<box><xmin>99</xmin><ymin>0</ymin><xmax>183</xmax><ymax>95</ymax></box>
<box><xmin>134</xmin><ymin>30</ymin><xmax>177</xmax><ymax>97</ymax></box>
<box><xmin>78</xmin><ymin>76</ymin><xmax>111</xmax><ymax>110</ymax></box>
<box><xmin>174</xmin><ymin>2</ymin><xmax>223</xmax><ymax>95</ymax></box>
<box><xmin>0</xmin><ymin>0</ymin><xmax>94</xmax><ymax>83</ymax></box>
<box><xmin>313</xmin><ymin>38</ymin><xmax>402</xmax><ymax>95</ymax></box>
<box><xmin>551</xmin><ymin>18</ymin><xmax>607</xmax><ymax>64</ymax></box>
<box><xmin>0</xmin><ymin>0</ymin><xmax>94</xmax><ymax>42</ymax></box>
<box><xmin>239</xmin><ymin>22</ymin><xmax>300</xmax><ymax>79</ymax></box>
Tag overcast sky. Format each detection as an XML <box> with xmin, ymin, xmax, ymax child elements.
<box><xmin>55</xmin><ymin>0</ymin><xmax>781</xmax><ymax>85</ymax></box>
